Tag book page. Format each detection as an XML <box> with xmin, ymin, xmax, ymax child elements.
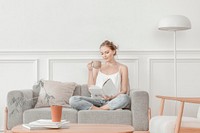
<box><xmin>102</xmin><ymin>79</ymin><xmax>118</xmax><ymax>97</ymax></box>
<box><xmin>89</xmin><ymin>85</ymin><xmax>103</xmax><ymax>99</ymax></box>
<box><xmin>89</xmin><ymin>79</ymin><xmax>118</xmax><ymax>98</ymax></box>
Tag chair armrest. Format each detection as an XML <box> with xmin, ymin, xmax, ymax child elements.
<box><xmin>156</xmin><ymin>95</ymin><xmax>200</xmax><ymax>116</ymax></box>
<box><xmin>6</xmin><ymin>89</ymin><xmax>34</xmax><ymax>130</ymax></box>
<box><xmin>130</xmin><ymin>90</ymin><xmax>149</xmax><ymax>131</ymax></box>
<box><xmin>156</xmin><ymin>95</ymin><xmax>200</xmax><ymax>104</ymax></box>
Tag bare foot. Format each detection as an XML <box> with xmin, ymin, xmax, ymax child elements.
<box><xmin>91</xmin><ymin>105</ymin><xmax>110</xmax><ymax>110</ymax></box>
<box><xmin>91</xmin><ymin>106</ymin><xmax>103</xmax><ymax>110</ymax></box>
<box><xmin>100</xmin><ymin>105</ymin><xmax>110</xmax><ymax>110</ymax></box>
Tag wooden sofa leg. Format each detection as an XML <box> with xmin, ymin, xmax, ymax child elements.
<box><xmin>4</xmin><ymin>107</ymin><xmax>9</xmax><ymax>132</ymax></box>
<box><xmin>148</xmin><ymin>108</ymin><xmax>151</xmax><ymax>121</ymax></box>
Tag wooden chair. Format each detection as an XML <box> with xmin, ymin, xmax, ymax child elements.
<box><xmin>149</xmin><ymin>95</ymin><xmax>200</xmax><ymax>133</ymax></box>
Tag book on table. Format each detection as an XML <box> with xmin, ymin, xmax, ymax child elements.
<box><xmin>22</xmin><ymin>119</ymin><xmax>70</xmax><ymax>130</ymax></box>
<box><xmin>89</xmin><ymin>78</ymin><xmax>118</xmax><ymax>99</ymax></box>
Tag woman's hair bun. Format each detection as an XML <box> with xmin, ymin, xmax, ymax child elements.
<box><xmin>100</xmin><ymin>40</ymin><xmax>118</xmax><ymax>55</ymax></box>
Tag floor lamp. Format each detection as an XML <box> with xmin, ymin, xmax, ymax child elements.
<box><xmin>158</xmin><ymin>15</ymin><xmax>191</xmax><ymax>112</ymax></box>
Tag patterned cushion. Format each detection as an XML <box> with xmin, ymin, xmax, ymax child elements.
<box><xmin>34</xmin><ymin>80</ymin><xmax>77</xmax><ymax>108</ymax></box>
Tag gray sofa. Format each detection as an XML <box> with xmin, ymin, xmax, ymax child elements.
<box><xmin>6</xmin><ymin>84</ymin><xmax>149</xmax><ymax>131</ymax></box>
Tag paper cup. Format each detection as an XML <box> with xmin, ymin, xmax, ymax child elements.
<box><xmin>51</xmin><ymin>105</ymin><xmax>62</xmax><ymax>122</ymax></box>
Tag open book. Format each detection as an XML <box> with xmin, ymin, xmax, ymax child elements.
<box><xmin>89</xmin><ymin>79</ymin><xmax>118</xmax><ymax>99</ymax></box>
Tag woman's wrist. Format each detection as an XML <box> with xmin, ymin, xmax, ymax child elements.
<box><xmin>109</xmin><ymin>95</ymin><xmax>114</xmax><ymax>100</ymax></box>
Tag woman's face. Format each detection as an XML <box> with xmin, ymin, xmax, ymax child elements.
<box><xmin>100</xmin><ymin>46</ymin><xmax>115</xmax><ymax>62</ymax></box>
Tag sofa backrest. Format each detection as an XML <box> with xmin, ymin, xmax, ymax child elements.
<box><xmin>73</xmin><ymin>84</ymin><xmax>91</xmax><ymax>97</ymax></box>
<box><xmin>33</xmin><ymin>83</ymin><xmax>91</xmax><ymax>97</ymax></box>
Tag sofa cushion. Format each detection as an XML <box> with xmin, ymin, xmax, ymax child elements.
<box><xmin>78</xmin><ymin>110</ymin><xmax>132</xmax><ymax>125</ymax></box>
<box><xmin>23</xmin><ymin>108</ymin><xmax>78</xmax><ymax>124</ymax></box>
<box><xmin>34</xmin><ymin>80</ymin><xmax>77</xmax><ymax>108</ymax></box>
<box><xmin>32</xmin><ymin>82</ymin><xmax>87</xmax><ymax>106</ymax></box>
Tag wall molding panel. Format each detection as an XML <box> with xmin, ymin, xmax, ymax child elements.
<box><xmin>148</xmin><ymin>57</ymin><xmax>200</xmax><ymax>94</ymax></box>
<box><xmin>148</xmin><ymin>57</ymin><xmax>200</xmax><ymax>116</ymax></box>
<box><xmin>1</xmin><ymin>50</ymin><xmax>200</xmax><ymax>129</ymax></box>
<box><xmin>47</xmin><ymin>57</ymin><xmax>139</xmax><ymax>89</ymax></box>
<box><xmin>0</xmin><ymin>49</ymin><xmax>200</xmax><ymax>59</ymax></box>
<box><xmin>0</xmin><ymin>59</ymin><xmax>39</xmax><ymax>82</ymax></box>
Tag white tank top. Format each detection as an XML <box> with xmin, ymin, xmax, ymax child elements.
<box><xmin>95</xmin><ymin>70</ymin><xmax>121</xmax><ymax>93</ymax></box>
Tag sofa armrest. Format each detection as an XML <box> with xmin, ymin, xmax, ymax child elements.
<box><xmin>130</xmin><ymin>90</ymin><xmax>149</xmax><ymax>131</ymax></box>
<box><xmin>6</xmin><ymin>89</ymin><xmax>34</xmax><ymax>130</ymax></box>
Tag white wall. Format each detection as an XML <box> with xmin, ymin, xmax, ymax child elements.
<box><xmin>0</xmin><ymin>0</ymin><xmax>200</xmax><ymax>50</ymax></box>
<box><xmin>0</xmin><ymin>0</ymin><xmax>200</xmax><ymax>130</ymax></box>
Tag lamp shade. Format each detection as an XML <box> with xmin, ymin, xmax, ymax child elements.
<box><xmin>158</xmin><ymin>15</ymin><xmax>191</xmax><ymax>31</ymax></box>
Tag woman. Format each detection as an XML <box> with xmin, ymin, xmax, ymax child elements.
<box><xmin>69</xmin><ymin>40</ymin><xmax>130</xmax><ymax>110</ymax></box>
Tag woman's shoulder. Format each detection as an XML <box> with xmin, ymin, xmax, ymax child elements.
<box><xmin>118</xmin><ymin>63</ymin><xmax>128</xmax><ymax>71</ymax></box>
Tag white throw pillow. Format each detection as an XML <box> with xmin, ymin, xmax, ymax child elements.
<box><xmin>34</xmin><ymin>80</ymin><xmax>77</xmax><ymax>108</ymax></box>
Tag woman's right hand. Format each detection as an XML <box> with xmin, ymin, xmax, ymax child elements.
<box><xmin>87</xmin><ymin>61</ymin><xmax>93</xmax><ymax>71</ymax></box>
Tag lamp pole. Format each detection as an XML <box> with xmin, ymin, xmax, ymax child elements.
<box><xmin>174</xmin><ymin>30</ymin><xmax>177</xmax><ymax>113</ymax></box>
<box><xmin>174</xmin><ymin>31</ymin><xmax>177</xmax><ymax>97</ymax></box>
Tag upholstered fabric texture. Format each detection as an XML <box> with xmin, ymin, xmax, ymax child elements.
<box><xmin>34</xmin><ymin>80</ymin><xmax>77</xmax><ymax>108</ymax></box>
<box><xmin>131</xmin><ymin>90</ymin><xmax>149</xmax><ymax>131</ymax></box>
<box><xmin>7</xmin><ymin>89</ymin><xmax>33</xmax><ymax>130</ymax></box>
<box><xmin>78</xmin><ymin>110</ymin><xmax>132</xmax><ymax>125</ymax></box>
<box><xmin>23</xmin><ymin>108</ymin><xmax>78</xmax><ymax>124</ymax></box>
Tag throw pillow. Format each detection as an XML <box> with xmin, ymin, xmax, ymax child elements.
<box><xmin>34</xmin><ymin>80</ymin><xmax>77</xmax><ymax>108</ymax></box>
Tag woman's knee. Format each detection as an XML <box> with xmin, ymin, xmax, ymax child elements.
<box><xmin>108</xmin><ymin>94</ymin><xmax>130</xmax><ymax>110</ymax></box>
<box><xmin>69</xmin><ymin>96</ymin><xmax>81</xmax><ymax>106</ymax></box>
<box><xmin>118</xmin><ymin>94</ymin><xmax>129</xmax><ymax>100</ymax></box>
<box><xmin>117</xmin><ymin>94</ymin><xmax>130</xmax><ymax>105</ymax></box>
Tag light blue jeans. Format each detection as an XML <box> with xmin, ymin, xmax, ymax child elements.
<box><xmin>69</xmin><ymin>94</ymin><xmax>130</xmax><ymax>110</ymax></box>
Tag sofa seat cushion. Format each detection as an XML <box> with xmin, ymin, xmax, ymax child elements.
<box><xmin>78</xmin><ymin>110</ymin><xmax>132</xmax><ymax>125</ymax></box>
<box><xmin>23</xmin><ymin>108</ymin><xmax>78</xmax><ymax>124</ymax></box>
